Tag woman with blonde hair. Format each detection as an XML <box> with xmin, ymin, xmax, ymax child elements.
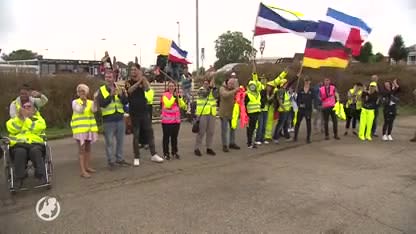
<box><xmin>71</xmin><ymin>84</ymin><xmax>98</xmax><ymax>178</ymax></box>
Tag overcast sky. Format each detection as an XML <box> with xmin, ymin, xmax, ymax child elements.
<box><xmin>1</xmin><ymin>0</ymin><xmax>415</xmax><ymax>70</ymax></box>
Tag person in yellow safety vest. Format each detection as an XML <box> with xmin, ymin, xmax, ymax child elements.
<box><xmin>254</xmin><ymin>75</ymin><xmax>269</xmax><ymax>145</ymax></box>
<box><xmin>272</xmin><ymin>79</ymin><xmax>292</xmax><ymax>143</ymax></box>
<box><xmin>359</xmin><ymin>83</ymin><xmax>379</xmax><ymax>141</ymax></box>
<box><xmin>219</xmin><ymin>76</ymin><xmax>241</xmax><ymax>153</ymax></box>
<box><xmin>96</xmin><ymin>71</ymin><xmax>130</xmax><ymax>168</ymax></box>
<box><xmin>6</xmin><ymin>102</ymin><xmax>47</xmax><ymax>188</ymax></box>
<box><xmin>245</xmin><ymin>80</ymin><xmax>261</xmax><ymax>149</ymax></box>
<box><xmin>9</xmin><ymin>84</ymin><xmax>48</xmax><ymax>118</ymax></box>
<box><xmin>344</xmin><ymin>82</ymin><xmax>363</xmax><ymax>136</ymax></box>
<box><xmin>139</xmin><ymin>88</ymin><xmax>155</xmax><ymax>149</ymax></box>
<box><xmin>264</xmin><ymin>81</ymin><xmax>278</xmax><ymax>143</ymax></box>
<box><xmin>70</xmin><ymin>84</ymin><xmax>99</xmax><ymax>178</ymax></box>
<box><xmin>194</xmin><ymin>78</ymin><xmax>218</xmax><ymax>157</ymax></box>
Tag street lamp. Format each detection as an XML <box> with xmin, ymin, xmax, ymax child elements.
<box><xmin>196</xmin><ymin>0</ymin><xmax>199</xmax><ymax>76</ymax></box>
<box><xmin>177</xmin><ymin>21</ymin><xmax>181</xmax><ymax>47</ymax></box>
<box><xmin>132</xmin><ymin>44</ymin><xmax>142</xmax><ymax>64</ymax></box>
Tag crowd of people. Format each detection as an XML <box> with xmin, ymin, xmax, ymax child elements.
<box><xmin>3</xmin><ymin>62</ymin><xmax>416</xmax><ymax>188</ymax></box>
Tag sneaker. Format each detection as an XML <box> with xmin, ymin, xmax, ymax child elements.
<box><xmin>164</xmin><ymin>153</ymin><xmax>171</xmax><ymax>161</ymax></box>
<box><xmin>274</xmin><ymin>139</ymin><xmax>279</xmax><ymax>144</ymax></box>
<box><xmin>222</xmin><ymin>146</ymin><xmax>229</xmax><ymax>153</ymax></box>
<box><xmin>264</xmin><ymin>140</ymin><xmax>270</xmax><ymax>145</ymax></box>
<box><xmin>344</xmin><ymin>131</ymin><xmax>348</xmax><ymax>136</ymax></box>
<box><xmin>382</xmin><ymin>135</ymin><xmax>388</xmax><ymax>141</ymax></box>
<box><xmin>387</xmin><ymin>135</ymin><xmax>393</xmax><ymax>141</ymax></box>
<box><xmin>151</xmin><ymin>154</ymin><xmax>164</xmax><ymax>163</ymax></box>
<box><xmin>372</xmin><ymin>134</ymin><xmax>379</xmax><ymax>138</ymax></box>
<box><xmin>108</xmin><ymin>162</ymin><xmax>116</xmax><ymax>170</ymax></box>
<box><xmin>133</xmin><ymin>158</ymin><xmax>140</xmax><ymax>167</ymax></box>
<box><xmin>173</xmin><ymin>153</ymin><xmax>180</xmax><ymax>160</ymax></box>
<box><xmin>359</xmin><ymin>136</ymin><xmax>366</xmax><ymax>141</ymax></box>
<box><xmin>288</xmin><ymin>128</ymin><xmax>294</xmax><ymax>133</ymax></box>
<box><xmin>352</xmin><ymin>131</ymin><xmax>357</xmax><ymax>136</ymax></box>
<box><xmin>366</xmin><ymin>137</ymin><xmax>372</xmax><ymax>141</ymax></box>
<box><xmin>194</xmin><ymin>149</ymin><xmax>202</xmax><ymax>156</ymax></box>
<box><xmin>334</xmin><ymin>136</ymin><xmax>340</xmax><ymax>140</ymax></box>
<box><xmin>116</xmin><ymin>160</ymin><xmax>130</xmax><ymax>166</ymax></box>
<box><xmin>207</xmin><ymin>149</ymin><xmax>216</xmax><ymax>156</ymax></box>
<box><xmin>229</xmin><ymin>144</ymin><xmax>241</xmax><ymax>150</ymax></box>
<box><xmin>254</xmin><ymin>141</ymin><xmax>262</xmax><ymax>145</ymax></box>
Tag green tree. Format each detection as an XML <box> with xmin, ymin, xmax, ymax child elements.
<box><xmin>1</xmin><ymin>49</ymin><xmax>41</xmax><ymax>61</ymax></box>
<box><xmin>214</xmin><ymin>31</ymin><xmax>255</xmax><ymax>69</ymax></box>
<box><xmin>354</xmin><ymin>42</ymin><xmax>373</xmax><ymax>63</ymax></box>
<box><xmin>373</xmin><ymin>52</ymin><xmax>385</xmax><ymax>63</ymax></box>
<box><xmin>388</xmin><ymin>35</ymin><xmax>408</xmax><ymax>62</ymax></box>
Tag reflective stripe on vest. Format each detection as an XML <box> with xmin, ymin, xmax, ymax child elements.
<box><xmin>161</xmin><ymin>92</ymin><xmax>181</xmax><ymax>124</ymax></box>
<box><xmin>99</xmin><ymin>85</ymin><xmax>124</xmax><ymax>116</ymax></box>
<box><xmin>71</xmin><ymin>99</ymin><xmax>98</xmax><ymax>134</ymax></box>
<box><xmin>246</xmin><ymin>92</ymin><xmax>261</xmax><ymax>114</ymax></box>
<box><xmin>145</xmin><ymin>89</ymin><xmax>155</xmax><ymax>104</ymax></box>
<box><xmin>320</xmin><ymin>85</ymin><xmax>336</xmax><ymax>109</ymax></box>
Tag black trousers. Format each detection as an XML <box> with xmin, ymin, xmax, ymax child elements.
<box><xmin>372</xmin><ymin>107</ymin><xmax>379</xmax><ymax>135</ymax></box>
<box><xmin>139</xmin><ymin>105</ymin><xmax>153</xmax><ymax>145</ymax></box>
<box><xmin>294</xmin><ymin>108</ymin><xmax>312</xmax><ymax>141</ymax></box>
<box><xmin>247</xmin><ymin>113</ymin><xmax>259</xmax><ymax>145</ymax></box>
<box><xmin>132</xmin><ymin>114</ymin><xmax>156</xmax><ymax>158</ymax></box>
<box><xmin>11</xmin><ymin>143</ymin><xmax>45</xmax><ymax>180</ymax></box>
<box><xmin>345</xmin><ymin>108</ymin><xmax>361</xmax><ymax>130</ymax></box>
<box><xmin>162</xmin><ymin>123</ymin><xmax>180</xmax><ymax>155</ymax></box>
<box><xmin>382</xmin><ymin>106</ymin><xmax>396</xmax><ymax>135</ymax></box>
<box><xmin>323</xmin><ymin>108</ymin><xmax>338</xmax><ymax>137</ymax></box>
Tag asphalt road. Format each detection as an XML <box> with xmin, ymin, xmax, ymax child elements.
<box><xmin>0</xmin><ymin>117</ymin><xmax>416</xmax><ymax>233</ymax></box>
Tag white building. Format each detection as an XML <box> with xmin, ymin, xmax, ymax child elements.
<box><xmin>407</xmin><ymin>44</ymin><xmax>416</xmax><ymax>65</ymax></box>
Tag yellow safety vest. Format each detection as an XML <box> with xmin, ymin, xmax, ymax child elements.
<box><xmin>70</xmin><ymin>98</ymin><xmax>98</xmax><ymax>135</ymax></box>
<box><xmin>196</xmin><ymin>89</ymin><xmax>217</xmax><ymax>116</ymax></box>
<box><xmin>145</xmin><ymin>89</ymin><xmax>155</xmax><ymax>104</ymax></box>
<box><xmin>99</xmin><ymin>85</ymin><xmax>125</xmax><ymax>116</ymax></box>
<box><xmin>6</xmin><ymin>113</ymin><xmax>46</xmax><ymax>146</ymax></box>
<box><xmin>346</xmin><ymin>88</ymin><xmax>362</xmax><ymax>110</ymax></box>
<box><xmin>246</xmin><ymin>92</ymin><xmax>261</xmax><ymax>114</ymax></box>
<box><xmin>278</xmin><ymin>91</ymin><xmax>291</xmax><ymax>112</ymax></box>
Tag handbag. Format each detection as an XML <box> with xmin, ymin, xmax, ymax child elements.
<box><xmin>192</xmin><ymin>98</ymin><xmax>209</xmax><ymax>134</ymax></box>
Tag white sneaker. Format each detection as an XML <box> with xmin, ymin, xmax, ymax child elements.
<box><xmin>382</xmin><ymin>135</ymin><xmax>388</xmax><ymax>141</ymax></box>
<box><xmin>133</xmin><ymin>158</ymin><xmax>140</xmax><ymax>167</ymax></box>
<box><xmin>288</xmin><ymin>128</ymin><xmax>294</xmax><ymax>133</ymax></box>
<box><xmin>264</xmin><ymin>141</ymin><xmax>270</xmax><ymax>145</ymax></box>
<box><xmin>388</xmin><ymin>135</ymin><xmax>393</xmax><ymax>141</ymax></box>
<box><xmin>151</xmin><ymin>154</ymin><xmax>164</xmax><ymax>163</ymax></box>
<box><xmin>254</xmin><ymin>141</ymin><xmax>262</xmax><ymax>145</ymax></box>
<box><xmin>274</xmin><ymin>140</ymin><xmax>279</xmax><ymax>144</ymax></box>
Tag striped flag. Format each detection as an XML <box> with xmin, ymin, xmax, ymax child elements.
<box><xmin>302</xmin><ymin>40</ymin><xmax>350</xmax><ymax>69</ymax></box>
<box><xmin>254</xmin><ymin>3</ymin><xmax>318</xmax><ymax>38</ymax></box>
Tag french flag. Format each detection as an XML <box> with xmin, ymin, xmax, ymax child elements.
<box><xmin>254</xmin><ymin>3</ymin><xmax>318</xmax><ymax>39</ymax></box>
<box><xmin>169</xmin><ymin>41</ymin><xmax>191</xmax><ymax>64</ymax></box>
<box><xmin>314</xmin><ymin>8</ymin><xmax>372</xmax><ymax>56</ymax></box>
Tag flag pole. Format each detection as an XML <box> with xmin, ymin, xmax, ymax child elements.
<box><xmin>251</xmin><ymin>3</ymin><xmax>261</xmax><ymax>75</ymax></box>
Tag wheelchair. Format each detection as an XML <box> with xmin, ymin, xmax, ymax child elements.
<box><xmin>0</xmin><ymin>136</ymin><xmax>53</xmax><ymax>194</ymax></box>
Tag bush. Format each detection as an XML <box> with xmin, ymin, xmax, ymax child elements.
<box><xmin>0</xmin><ymin>73</ymin><xmax>104</xmax><ymax>133</ymax></box>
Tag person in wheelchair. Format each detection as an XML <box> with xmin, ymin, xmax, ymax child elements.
<box><xmin>6</xmin><ymin>102</ymin><xmax>47</xmax><ymax>188</ymax></box>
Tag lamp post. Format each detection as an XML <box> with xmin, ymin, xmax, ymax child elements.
<box><xmin>177</xmin><ymin>21</ymin><xmax>181</xmax><ymax>47</ymax></box>
<box><xmin>133</xmin><ymin>43</ymin><xmax>142</xmax><ymax>64</ymax></box>
<box><xmin>195</xmin><ymin>0</ymin><xmax>199</xmax><ymax>76</ymax></box>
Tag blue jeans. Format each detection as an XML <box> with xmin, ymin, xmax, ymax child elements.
<box><xmin>221</xmin><ymin>117</ymin><xmax>236</xmax><ymax>147</ymax></box>
<box><xmin>273</xmin><ymin>111</ymin><xmax>290</xmax><ymax>140</ymax></box>
<box><xmin>103</xmin><ymin>120</ymin><xmax>125</xmax><ymax>163</ymax></box>
<box><xmin>255</xmin><ymin>111</ymin><xmax>268</xmax><ymax>142</ymax></box>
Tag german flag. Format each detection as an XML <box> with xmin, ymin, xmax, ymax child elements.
<box><xmin>302</xmin><ymin>39</ymin><xmax>350</xmax><ymax>69</ymax></box>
